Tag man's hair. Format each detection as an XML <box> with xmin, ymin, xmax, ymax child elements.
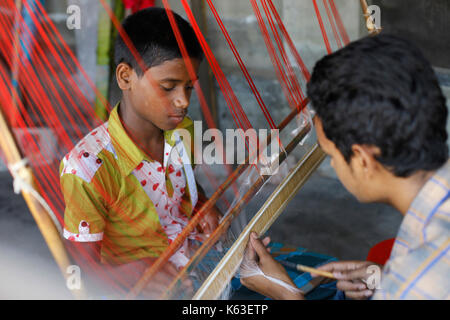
<box><xmin>307</xmin><ymin>34</ymin><xmax>448</xmax><ymax>177</ymax></box>
<box><xmin>114</xmin><ymin>7</ymin><xmax>203</xmax><ymax>76</ymax></box>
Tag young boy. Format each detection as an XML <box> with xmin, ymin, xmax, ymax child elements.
<box><xmin>241</xmin><ymin>34</ymin><xmax>450</xmax><ymax>300</ymax></box>
<box><xmin>60</xmin><ymin>8</ymin><xmax>220</xmax><ymax>298</ymax></box>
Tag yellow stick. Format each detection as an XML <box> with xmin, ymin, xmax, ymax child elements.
<box><xmin>295</xmin><ymin>264</ymin><xmax>336</xmax><ymax>279</ymax></box>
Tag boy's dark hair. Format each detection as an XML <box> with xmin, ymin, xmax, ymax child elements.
<box><xmin>307</xmin><ymin>34</ymin><xmax>448</xmax><ymax>177</ymax></box>
<box><xmin>114</xmin><ymin>7</ymin><xmax>203</xmax><ymax>76</ymax></box>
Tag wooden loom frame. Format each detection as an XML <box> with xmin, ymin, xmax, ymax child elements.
<box><xmin>0</xmin><ymin>0</ymin><xmax>377</xmax><ymax>300</ymax></box>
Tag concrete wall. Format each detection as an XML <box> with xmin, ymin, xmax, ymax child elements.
<box><xmin>371</xmin><ymin>0</ymin><xmax>450</xmax><ymax>69</ymax></box>
<box><xmin>179</xmin><ymin>0</ymin><xmax>363</xmax><ymax>134</ymax></box>
<box><xmin>284</xmin><ymin>0</ymin><xmax>361</xmax><ymax>70</ymax></box>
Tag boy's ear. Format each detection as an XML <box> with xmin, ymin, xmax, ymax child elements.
<box><xmin>351</xmin><ymin>144</ymin><xmax>381</xmax><ymax>177</ymax></box>
<box><xmin>116</xmin><ymin>63</ymin><xmax>134</xmax><ymax>90</ymax></box>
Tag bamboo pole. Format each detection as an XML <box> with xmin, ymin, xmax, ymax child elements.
<box><xmin>126</xmin><ymin>99</ymin><xmax>310</xmax><ymax>299</ymax></box>
<box><xmin>0</xmin><ymin>106</ymin><xmax>86</xmax><ymax>299</ymax></box>
<box><xmin>360</xmin><ymin>0</ymin><xmax>382</xmax><ymax>35</ymax></box>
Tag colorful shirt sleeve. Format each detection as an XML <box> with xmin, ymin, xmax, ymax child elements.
<box><xmin>373</xmin><ymin>233</ymin><xmax>450</xmax><ymax>299</ymax></box>
<box><xmin>60</xmin><ymin>162</ymin><xmax>107</xmax><ymax>242</ymax></box>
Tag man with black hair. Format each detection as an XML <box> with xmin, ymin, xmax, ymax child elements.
<box><xmin>60</xmin><ymin>8</ymin><xmax>220</xmax><ymax>298</ymax></box>
<box><xmin>241</xmin><ymin>34</ymin><xmax>449</xmax><ymax>300</ymax></box>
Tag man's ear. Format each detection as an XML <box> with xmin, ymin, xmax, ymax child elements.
<box><xmin>116</xmin><ymin>63</ymin><xmax>134</xmax><ymax>90</ymax></box>
<box><xmin>351</xmin><ymin>144</ymin><xmax>381</xmax><ymax>177</ymax></box>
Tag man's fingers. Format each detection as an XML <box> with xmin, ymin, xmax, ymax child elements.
<box><xmin>336</xmin><ymin>267</ymin><xmax>370</xmax><ymax>281</ymax></box>
<box><xmin>318</xmin><ymin>261</ymin><xmax>365</xmax><ymax>272</ymax></box>
<box><xmin>336</xmin><ymin>280</ymin><xmax>367</xmax><ymax>292</ymax></box>
<box><xmin>262</xmin><ymin>237</ymin><xmax>271</xmax><ymax>253</ymax></box>
<box><xmin>250</xmin><ymin>233</ymin><xmax>271</xmax><ymax>260</ymax></box>
<box><xmin>245</xmin><ymin>233</ymin><xmax>270</xmax><ymax>262</ymax></box>
<box><xmin>317</xmin><ymin>261</ymin><xmax>370</xmax><ymax>278</ymax></box>
<box><xmin>246</xmin><ymin>243</ymin><xmax>257</xmax><ymax>261</ymax></box>
<box><xmin>345</xmin><ymin>290</ymin><xmax>374</xmax><ymax>300</ymax></box>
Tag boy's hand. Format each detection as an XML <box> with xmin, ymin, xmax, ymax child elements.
<box><xmin>314</xmin><ymin>260</ymin><xmax>381</xmax><ymax>299</ymax></box>
<box><xmin>240</xmin><ymin>232</ymin><xmax>304</xmax><ymax>300</ymax></box>
<box><xmin>141</xmin><ymin>259</ymin><xmax>193</xmax><ymax>299</ymax></box>
<box><xmin>197</xmin><ymin>205</ymin><xmax>222</xmax><ymax>237</ymax></box>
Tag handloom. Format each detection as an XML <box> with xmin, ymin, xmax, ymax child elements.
<box><xmin>0</xmin><ymin>0</ymin><xmax>375</xmax><ymax>299</ymax></box>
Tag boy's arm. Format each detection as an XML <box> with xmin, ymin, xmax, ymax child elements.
<box><xmin>195</xmin><ymin>183</ymin><xmax>222</xmax><ymax>236</ymax></box>
<box><xmin>60</xmin><ymin>166</ymin><xmax>191</xmax><ymax>297</ymax></box>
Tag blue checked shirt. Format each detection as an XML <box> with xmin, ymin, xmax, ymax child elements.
<box><xmin>372</xmin><ymin>160</ymin><xmax>450</xmax><ymax>299</ymax></box>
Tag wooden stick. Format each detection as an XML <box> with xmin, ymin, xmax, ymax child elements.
<box><xmin>279</xmin><ymin>260</ymin><xmax>336</xmax><ymax>279</ymax></box>
<box><xmin>297</xmin><ymin>265</ymin><xmax>335</xmax><ymax>279</ymax></box>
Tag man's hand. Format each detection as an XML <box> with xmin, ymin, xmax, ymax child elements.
<box><xmin>240</xmin><ymin>232</ymin><xmax>304</xmax><ymax>300</ymax></box>
<box><xmin>314</xmin><ymin>260</ymin><xmax>381</xmax><ymax>299</ymax></box>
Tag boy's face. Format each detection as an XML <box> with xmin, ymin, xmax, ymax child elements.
<box><xmin>119</xmin><ymin>58</ymin><xmax>200</xmax><ymax>131</ymax></box>
<box><xmin>314</xmin><ymin>117</ymin><xmax>375</xmax><ymax>203</ymax></box>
